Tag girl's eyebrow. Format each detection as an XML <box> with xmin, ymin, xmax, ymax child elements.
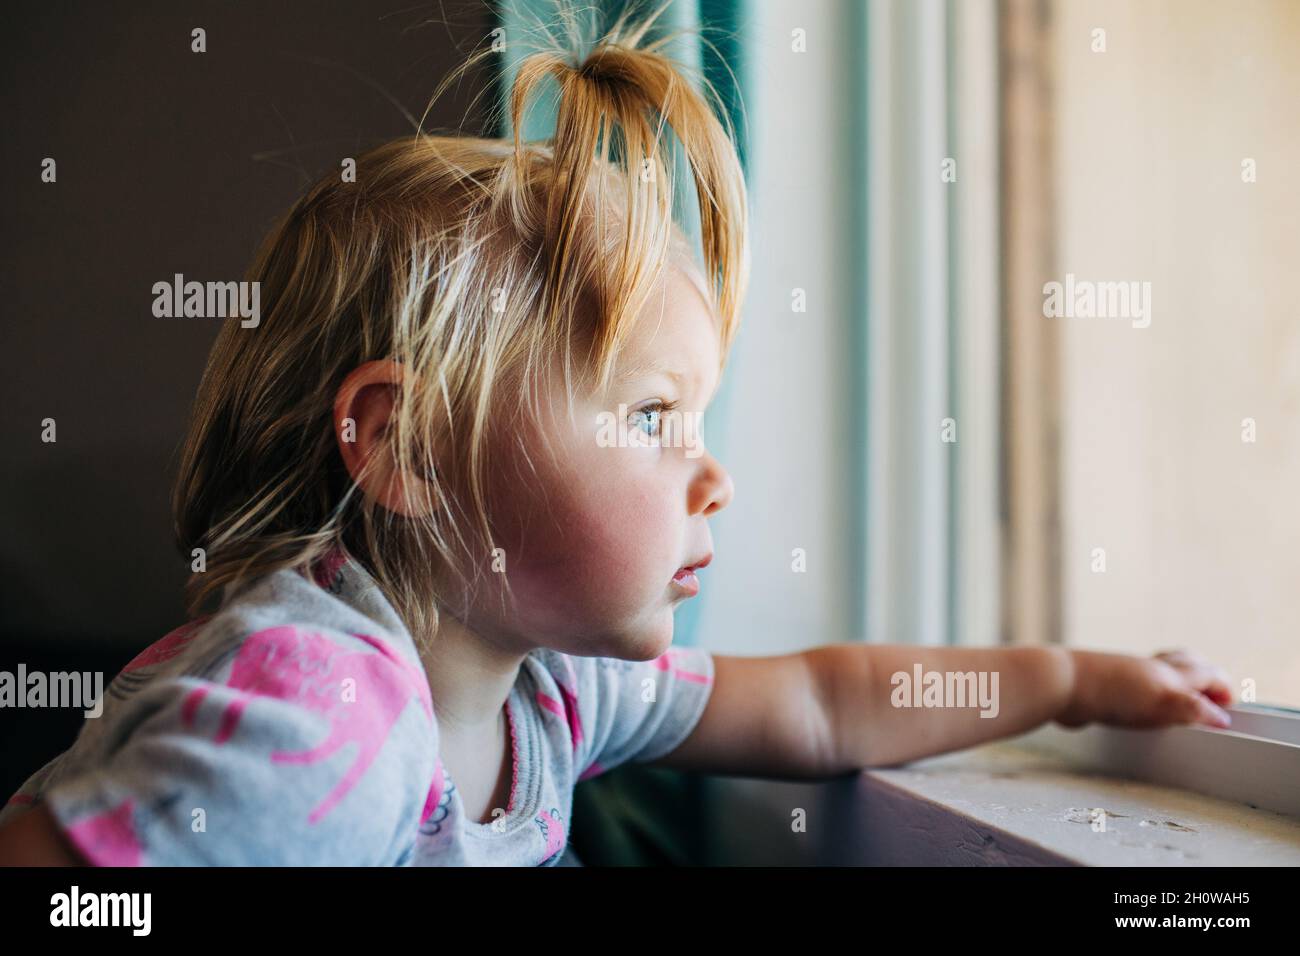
<box><xmin>615</xmin><ymin>358</ymin><xmax>686</xmax><ymax>384</ymax></box>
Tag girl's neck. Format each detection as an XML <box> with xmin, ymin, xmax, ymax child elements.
<box><xmin>418</xmin><ymin>613</ymin><xmax>528</xmax><ymax>735</ymax></box>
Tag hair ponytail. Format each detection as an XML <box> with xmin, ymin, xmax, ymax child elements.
<box><xmin>503</xmin><ymin>0</ymin><xmax>749</xmax><ymax>393</ymax></box>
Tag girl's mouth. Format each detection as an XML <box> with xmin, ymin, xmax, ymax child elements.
<box><xmin>671</xmin><ymin>567</ymin><xmax>701</xmax><ymax>596</ymax></box>
<box><xmin>671</xmin><ymin>553</ymin><xmax>712</xmax><ymax>597</ymax></box>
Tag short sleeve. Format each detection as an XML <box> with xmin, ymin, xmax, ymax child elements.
<box><xmin>40</xmin><ymin>623</ymin><xmax>437</xmax><ymax>866</ymax></box>
<box><xmin>574</xmin><ymin>646</ymin><xmax>715</xmax><ymax>779</ymax></box>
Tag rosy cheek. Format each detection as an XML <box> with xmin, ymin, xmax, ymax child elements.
<box><xmin>484</xmin><ymin>425</ymin><xmax>680</xmax><ymax>616</ymax></box>
<box><xmin>552</xmin><ymin>489</ymin><xmax>657</xmax><ymax>579</ymax></box>
<box><xmin>512</xmin><ymin>479</ymin><xmax>674</xmax><ymax>616</ymax></box>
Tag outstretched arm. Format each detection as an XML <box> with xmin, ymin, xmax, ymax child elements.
<box><xmin>652</xmin><ymin>644</ymin><xmax>1232</xmax><ymax>778</ymax></box>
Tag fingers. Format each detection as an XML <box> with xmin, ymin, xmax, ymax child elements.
<box><xmin>1155</xmin><ymin>649</ymin><xmax>1235</xmax><ymax>708</ymax></box>
<box><xmin>1201</xmin><ymin>677</ymin><xmax>1234</xmax><ymax>708</ymax></box>
<box><xmin>1172</xmin><ymin>688</ymin><xmax>1232</xmax><ymax>729</ymax></box>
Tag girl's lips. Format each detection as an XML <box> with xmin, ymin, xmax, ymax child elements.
<box><xmin>671</xmin><ymin>568</ymin><xmax>700</xmax><ymax>596</ymax></box>
<box><xmin>671</xmin><ymin>553</ymin><xmax>711</xmax><ymax>597</ymax></box>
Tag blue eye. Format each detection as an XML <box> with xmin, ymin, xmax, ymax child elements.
<box><xmin>628</xmin><ymin>400</ymin><xmax>679</xmax><ymax>438</ymax></box>
<box><xmin>629</xmin><ymin>407</ymin><xmax>660</xmax><ymax>437</ymax></box>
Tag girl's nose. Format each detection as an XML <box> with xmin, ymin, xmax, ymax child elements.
<box><xmin>695</xmin><ymin>453</ymin><xmax>734</xmax><ymax>517</ymax></box>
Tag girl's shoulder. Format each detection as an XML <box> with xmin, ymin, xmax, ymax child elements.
<box><xmin>521</xmin><ymin>644</ymin><xmax>715</xmax><ymax>780</ymax></box>
<box><xmin>4</xmin><ymin>561</ymin><xmax>438</xmax><ymax>865</ymax></box>
<box><xmin>104</xmin><ymin>559</ymin><xmax>430</xmax><ymax>715</ymax></box>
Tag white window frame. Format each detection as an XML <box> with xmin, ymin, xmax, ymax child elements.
<box><xmin>1020</xmin><ymin>704</ymin><xmax>1300</xmax><ymax>819</ymax></box>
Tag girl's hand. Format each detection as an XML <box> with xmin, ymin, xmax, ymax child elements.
<box><xmin>1055</xmin><ymin>648</ymin><xmax>1234</xmax><ymax>730</ymax></box>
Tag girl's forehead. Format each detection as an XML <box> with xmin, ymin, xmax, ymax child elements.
<box><xmin>610</xmin><ymin>277</ymin><xmax>722</xmax><ymax>405</ymax></box>
<box><xmin>636</xmin><ymin>264</ymin><xmax>721</xmax><ymax>342</ymax></box>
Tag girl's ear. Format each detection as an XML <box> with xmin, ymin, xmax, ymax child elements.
<box><xmin>333</xmin><ymin>359</ymin><xmax>434</xmax><ymax>517</ymax></box>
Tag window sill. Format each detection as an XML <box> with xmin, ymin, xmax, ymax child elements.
<box><xmin>821</xmin><ymin>719</ymin><xmax>1300</xmax><ymax>866</ymax></box>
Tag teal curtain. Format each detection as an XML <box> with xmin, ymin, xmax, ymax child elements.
<box><xmin>493</xmin><ymin>0</ymin><xmax>750</xmax><ymax>865</ymax></box>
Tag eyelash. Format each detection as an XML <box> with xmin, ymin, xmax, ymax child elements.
<box><xmin>628</xmin><ymin>399</ymin><xmax>680</xmax><ymax>437</ymax></box>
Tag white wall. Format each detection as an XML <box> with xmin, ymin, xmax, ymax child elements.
<box><xmin>696</xmin><ymin>0</ymin><xmax>859</xmax><ymax>656</ymax></box>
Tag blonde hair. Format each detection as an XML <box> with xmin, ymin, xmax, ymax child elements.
<box><xmin>171</xmin><ymin>0</ymin><xmax>750</xmax><ymax>648</ymax></box>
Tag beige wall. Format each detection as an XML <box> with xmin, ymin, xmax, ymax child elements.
<box><xmin>1054</xmin><ymin>0</ymin><xmax>1300</xmax><ymax>705</ymax></box>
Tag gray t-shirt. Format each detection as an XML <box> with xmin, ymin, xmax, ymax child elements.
<box><xmin>0</xmin><ymin>549</ymin><xmax>715</xmax><ymax>865</ymax></box>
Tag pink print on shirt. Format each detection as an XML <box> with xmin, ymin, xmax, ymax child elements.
<box><xmin>421</xmin><ymin>758</ymin><xmax>446</xmax><ymax>827</ymax></box>
<box><xmin>536</xmin><ymin>654</ymin><xmax>584</xmax><ymax>754</ymax></box>
<box><xmin>652</xmin><ymin>648</ymin><xmax>712</xmax><ymax>685</ymax></box>
<box><xmin>120</xmin><ymin>616</ymin><xmax>212</xmax><ymax>675</ymax></box>
<box><xmin>534</xmin><ymin>807</ymin><xmax>565</xmax><ymax>863</ymax></box>
<box><xmin>180</xmin><ymin>625</ymin><xmax>433</xmax><ymax>824</ymax></box>
<box><xmin>310</xmin><ymin>548</ymin><xmax>348</xmax><ymax>594</ymax></box>
<box><xmin>64</xmin><ymin>797</ymin><xmax>144</xmax><ymax>866</ymax></box>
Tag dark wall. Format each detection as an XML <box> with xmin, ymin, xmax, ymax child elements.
<box><xmin>0</xmin><ymin>0</ymin><xmax>499</xmax><ymax>794</ymax></box>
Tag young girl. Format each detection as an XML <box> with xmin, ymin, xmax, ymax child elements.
<box><xmin>0</xmin><ymin>6</ymin><xmax>1233</xmax><ymax>866</ymax></box>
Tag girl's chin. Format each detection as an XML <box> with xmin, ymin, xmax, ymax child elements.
<box><xmin>606</xmin><ymin>617</ymin><xmax>677</xmax><ymax>662</ymax></box>
<box><xmin>523</xmin><ymin>599</ymin><xmax>678</xmax><ymax>660</ymax></box>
